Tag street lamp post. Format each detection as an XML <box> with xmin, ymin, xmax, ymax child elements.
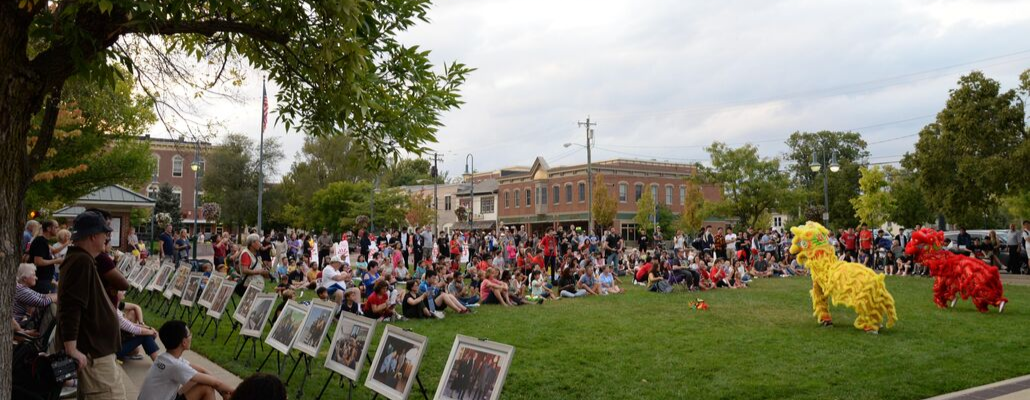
<box><xmin>810</xmin><ymin>149</ymin><xmax>839</xmax><ymax>226</ymax></box>
<box><xmin>190</xmin><ymin>141</ymin><xmax>202</xmax><ymax>259</ymax></box>
<box><xmin>465</xmin><ymin>154</ymin><xmax>474</xmax><ymax>228</ymax></box>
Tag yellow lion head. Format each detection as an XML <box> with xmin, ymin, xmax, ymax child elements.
<box><xmin>789</xmin><ymin>221</ymin><xmax>833</xmax><ymax>264</ymax></box>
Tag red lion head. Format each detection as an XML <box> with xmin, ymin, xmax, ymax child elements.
<box><xmin>905</xmin><ymin>228</ymin><xmax>944</xmax><ymax>257</ymax></box>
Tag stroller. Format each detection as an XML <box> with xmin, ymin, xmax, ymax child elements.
<box><xmin>13</xmin><ymin>303</ymin><xmax>75</xmax><ymax>400</ymax></box>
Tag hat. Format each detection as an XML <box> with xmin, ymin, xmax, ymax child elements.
<box><xmin>71</xmin><ymin>211</ymin><xmax>112</xmax><ymax>241</ymax></box>
<box><xmin>329</xmin><ymin>256</ymin><xmax>344</xmax><ymax>265</ymax></box>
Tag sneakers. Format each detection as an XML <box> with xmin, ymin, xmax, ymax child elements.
<box><xmin>466</xmin><ymin>303</ymin><xmax>480</xmax><ymax>308</ymax></box>
<box><xmin>433</xmin><ymin>311</ymin><xmax>446</xmax><ymax>319</ymax></box>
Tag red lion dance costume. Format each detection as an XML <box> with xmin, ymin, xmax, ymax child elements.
<box><xmin>905</xmin><ymin>228</ymin><xmax>1007</xmax><ymax>313</ymax></box>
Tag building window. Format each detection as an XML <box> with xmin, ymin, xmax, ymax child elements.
<box><xmin>152</xmin><ymin>155</ymin><xmax>161</xmax><ymax>181</ymax></box>
<box><xmin>515</xmin><ymin>190</ymin><xmax>521</xmax><ymax>208</ymax></box>
<box><xmin>525</xmin><ymin>189</ymin><xmax>532</xmax><ymax>206</ymax></box>
<box><xmin>621</xmin><ymin>223</ymin><xmax>638</xmax><ymax>242</ymax></box>
<box><xmin>553</xmin><ymin>185</ymin><xmax>560</xmax><ymax>205</ymax></box>
<box><xmin>504</xmin><ymin>191</ymin><xmax>510</xmax><ymax>209</ymax></box>
<box><xmin>650</xmin><ymin>184</ymin><xmax>658</xmax><ymax>201</ymax></box>
<box><xmin>578</xmin><ymin>182</ymin><xmax>586</xmax><ymax>202</ymax></box>
<box><xmin>445</xmin><ymin>195</ymin><xmax>452</xmax><ymax>211</ymax></box>
<box><xmin>565</xmin><ymin>184</ymin><xmax>573</xmax><ymax>204</ymax></box>
<box><xmin>774</xmin><ymin>216</ymin><xmax>783</xmax><ymax>228</ymax></box>
<box><xmin>634</xmin><ymin>183</ymin><xmax>643</xmax><ymax>201</ymax></box>
<box><xmin>172</xmin><ymin>186</ymin><xmax>182</xmax><ymax>207</ymax></box>
<box><xmin>172</xmin><ymin>155</ymin><xmax>183</xmax><ymax>177</ymax></box>
<box><xmin>482</xmin><ymin>197</ymin><xmax>495</xmax><ymax>214</ymax></box>
<box><xmin>665</xmin><ymin>185</ymin><xmax>673</xmax><ymax>205</ymax></box>
<box><xmin>147</xmin><ymin>184</ymin><xmax>159</xmax><ymax>199</ymax></box>
<box><xmin>680</xmin><ymin>185</ymin><xmax>686</xmax><ymax>206</ymax></box>
<box><xmin>619</xmin><ymin>183</ymin><xmax>627</xmax><ymax>203</ymax></box>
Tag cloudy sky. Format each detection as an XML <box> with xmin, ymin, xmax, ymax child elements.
<box><xmin>150</xmin><ymin>0</ymin><xmax>1030</xmax><ymax>180</ymax></box>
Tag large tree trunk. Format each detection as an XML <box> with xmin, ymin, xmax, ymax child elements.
<box><xmin>1</xmin><ymin>4</ymin><xmax>46</xmax><ymax>398</ymax></box>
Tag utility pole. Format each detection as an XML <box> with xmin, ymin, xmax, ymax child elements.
<box><xmin>578</xmin><ymin>117</ymin><xmax>596</xmax><ymax>235</ymax></box>
<box><xmin>430</xmin><ymin>153</ymin><xmax>443</xmax><ymax>236</ymax></box>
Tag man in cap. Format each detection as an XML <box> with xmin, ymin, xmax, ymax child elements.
<box><xmin>58</xmin><ymin>210</ymin><xmax>125</xmax><ymax>399</ymax></box>
<box><xmin>321</xmin><ymin>256</ymin><xmax>352</xmax><ymax>304</ymax></box>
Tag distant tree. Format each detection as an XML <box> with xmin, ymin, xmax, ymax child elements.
<box><xmin>591</xmin><ymin>174</ymin><xmax>617</xmax><ymax>231</ymax></box>
<box><xmin>634</xmin><ymin>190</ymin><xmax>657</xmax><ymax>234</ymax></box>
<box><xmin>154</xmin><ymin>183</ymin><xmax>182</xmax><ymax>229</ymax></box>
<box><xmin>202</xmin><ymin>133</ymin><xmax>283</xmax><ymax>231</ymax></box>
<box><xmin>697</xmin><ymin>142</ymin><xmax>794</xmax><ymax>228</ymax></box>
<box><xmin>784</xmin><ymin>131</ymin><xmax>869</xmax><ymax>229</ymax></box>
<box><xmin>454</xmin><ymin>206</ymin><xmax>469</xmax><ymax>224</ymax></box>
<box><xmin>850</xmin><ymin>166</ymin><xmax>894</xmax><ymax>227</ymax></box>
<box><xmin>383</xmin><ymin>158</ymin><xmax>445</xmax><ymax>187</ymax></box>
<box><xmin>676</xmin><ymin>181</ymin><xmax>710</xmax><ymax>234</ymax></box>
<box><xmin>406</xmin><ymin>193</ymin><xmax>435</xmax><ymax>228</ymax></box>
<box><xmin>886</xmin><ymin>167</ymin><xmax>934</xmax><ymax>229</ymax></box>
<box><xmin>903</xmin><ymin>71</ymin><xmax>1028</xmax><ymax>225</ymax></box>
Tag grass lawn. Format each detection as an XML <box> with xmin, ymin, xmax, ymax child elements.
<box><xmin>131</xmin><ymin>276</ymin><xmax>1030</xmax><ymax>399</ymax></box>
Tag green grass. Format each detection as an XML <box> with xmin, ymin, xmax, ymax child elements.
<box><xmin>129</xmin><ymin>276</ymin><xmax>1030</xmax><ymax>399</ymax></box>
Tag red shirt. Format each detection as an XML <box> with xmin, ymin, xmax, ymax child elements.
<box><xmin>842</xmin><ymin>232</ymin><xmax>857</xmax><ymax>250</ymax></box>
<box><xmin>476</xmin><ymin>260</ymin><xmax>490</xmax><ymax>272</ymax></box>
<box><xmin>363</xmin><ymin>291</ymin><xmax>389</xmax><ymax>315</ymax></box>
<box><xmin>480</xmin><ymin>278</ymin><xmax>503</xmax><ymax>299</ymax></box>
<box><xmin>213</xmin><ymin>241</ymin><xmax>227</xmax><ymax>258</ymax></box>
<box><xmin>531</xmin><ymin>255</ymin><xmax>544</xmax><ymax>268</ymax></box>
<box><xmin>635</xmin><ymin>262</ymin><xmax>653</xmax><ymax>281</ymax></box>
<box><xmin>541</xmin><ymin>236</ymin><xmax>556</xmax><ymax>257</ymax></box>
<box><xmin>859</xmin><ymin>230</ymin><xmax>873</xmax><ymax>250</ymax></box>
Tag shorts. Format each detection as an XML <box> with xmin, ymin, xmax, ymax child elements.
<box><xmin>78</xmin><ymin>354</ymin><xmax>126</xmax><ymax>400</ymax></box>
<box><xmin>482</xmin><ymin>292</ymin><xmax>501</xmax><ymax>304</ymax></box>
<box><xmin>326</xmin><ymin>284</ymin><xmax>346</xmax><ymax>298</ymax></box>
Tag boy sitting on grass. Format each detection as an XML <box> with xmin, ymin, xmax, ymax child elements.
<box><xmin>137</xmin><ymin>320</ymin><xmax>235</xmax><ymax>400</ymax></box>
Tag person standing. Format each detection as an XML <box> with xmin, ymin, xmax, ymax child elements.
<box><xmin>725</xmin><ymin>227</ymin><xmax>738</xmax><ymax>261</ymax></box>
<box><xmin>30</xmin><ymin>219</ymin><xmax>63</xmax><ymax>294</ymax></box>
<box><xmin>317</xmin><ymin>229</ymin><xmax>333</xmax><ymax>267</ymax></box>
<box><xmin>240</xmin><ymin>234</ymin><xmax>271</xmax><ymax>288</ymax></box>
<box><xmin>159</xmin><ymin>224</ymin><xmax>175</xmax><ymax>262</ymax></box>
<box><xmin>213</xmin><ymin>233</ymin><xmax>228</xmax><ymax>270</ymax></box>
<box><xmin>58</xmin><ymin>211</ymin><xmax>125</xmax><ymax>399</ymax></box>
<box><xmin>22</xmin><ymin>220</ymin><xmax>41</xmax><ymax>262</ymax></box>
<box><xmin>412</xmin><ymin>227</ymin><xmax>424</xmax><ymax>266</ymax></box>
<box><xmin>604</xmin><ymin>227</ymin><xmax>622</xmax><ymax>268</ymax></box>
<box><xmin>420</xmin><ymin>226</ymin><xmax>433</xmax><ymax>263</ymax></box>
<box><xmin>175</xmin><ymin>229</ymin><xmax>192</xmax><ymax>264</ymax></box>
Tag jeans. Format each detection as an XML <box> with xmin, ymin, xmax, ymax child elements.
<box><xmin>560</xmin><ymin>289</ymin><xmax>587</xmax><ymax>298</ymax></box>
<box><xmin>117</xmin><ymin>334</ymin><xmax>160</xmax><ymax>359</ymax></box>
<box><xmin>606</xmin><ymin>253</ymin><xmax>619</xmax><ymax>267</ymax></box>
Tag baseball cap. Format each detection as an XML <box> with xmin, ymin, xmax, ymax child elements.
<box><xmin>71</xmin><ymin>210</ymin><xmax>113</xmax><ymax>241</ymax></box>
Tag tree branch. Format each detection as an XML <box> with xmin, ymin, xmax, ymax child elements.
<box><xmin>122</xmin><ymin>20</ymin><xmax>290</xmax><ymax>44</ymax></box>
<box><xmin>27</xmin><ymin>85</ymin><xmax>64</xmax><ymax>179</ymax></box>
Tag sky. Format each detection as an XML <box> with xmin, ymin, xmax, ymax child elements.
<box><xmin>147</xmin><ymin>0</ymin><xmax>1030</xmax><ymax>181</ymax></box>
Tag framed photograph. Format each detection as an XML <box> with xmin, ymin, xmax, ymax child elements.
<box><xmin>233</xmin><ymin>281</ymin><xmax>266</xmax><ymax>324</ymax></box>
<box><xmin>117</xmin><ymin>255</ymin><xmax>135</xmax><ymax>276</ymax></box>
<box><xmin>240</xmin><ymin>293</ymin><xmax>277</xmax><ymax>338</ymax></box>
<box><xmin>180</xmin><ymin>273</ymin><xmax>205</xmax><ymax>307</ymax></box>
<box><xmin>170</xmin><ymin>265</ymin><xmax>191</xmax><ymax>296</ymax></box>
<box><xmin>138</xmin><ymin>266</ymin><xmax>159</xmax><ymax>290</ymax></box>
<box><xmin>147</xmin><ymin>264</ymin><xmax>175</xmax><ymax>292</ymax></box>
<box><xmin>293</xmin><ymin>299</ymin><xmax>336</xmax><ymax>357</ymax></box>
<box><xmin>265</xmin><ymin>300</ymin><xmax>309</xmax><ymax>354</ymax></box>
<box><xmin>324</xmin><ymin>313</ymin><xmax>377</xmax><ymax>381</ymax></box>
<box><xmin>127</xmin><ymin>265</ymin><xmax>146</xmax><ymax>289</ymax></box>
<box><xmin>434</xmin><ymin>335</ymin><xmax>515</xmax><ymax>400</ymax></box>
<box><xmin>206</xmin><ymin>280</ymin><xmax>237</xmax><ymax>319</ymax></box>
<box><xmin>365</xmin><ymin>325</ymin><xmax>429</xmax><ymax>400</ymax></box>
<box><xmin>197</xmin><ymin>272</ymin><xmax>226</xmax><ymax>308</ymax></box>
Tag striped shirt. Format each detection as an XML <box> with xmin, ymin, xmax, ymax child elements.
<box><xmin>14</xmin><ymin>283</ymin><xmax>51</xmax><ymax>321</ymax></box>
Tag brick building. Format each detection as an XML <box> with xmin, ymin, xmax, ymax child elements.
<box><xmin>140</xmin><ymin>136</ymin><xmax>213</xmax><ymax>235</ymax></box>
<box><xmin>496</xmin><ymin>157</ymin><xmax>722</xmax><ymax>241</ymax></box>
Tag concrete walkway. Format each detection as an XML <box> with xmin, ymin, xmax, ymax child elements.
<box><xmin>118</xmin><ymin>346</ymin><xmax>241</xmax><ymax>400</ymax></box>
<box><xmin>927</xmin><ymin>375</ymin><xmax>1030</xmax><ymax>400</ymax></box>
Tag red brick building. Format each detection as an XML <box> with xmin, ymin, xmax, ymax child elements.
<box><xmin>496</xmin><ymin>157</ymin><xmax>722</xmax><ymax>241</ymax></box>
<box><xmin>141</xmin><ymin>136</ymin><xmax>213</xmax><ymax>235</ymax></box>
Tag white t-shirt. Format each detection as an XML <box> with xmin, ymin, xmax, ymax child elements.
<box><xmin>725</xmin><ymin>234</ymin><xmax>737</xmax><ymax>250</ymax></box>
<box><xmin>138</xmin><ymin>352</ymin><xmax>197</xmax><ymax>400</ymax></box>
<box><xmin>322</xmin><ymin>266</ymin><xmax>344</xmax><ymax>289</ymax></box>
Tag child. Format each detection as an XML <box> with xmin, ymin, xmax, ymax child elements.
<box><xmin>138</xmin><ymin>320</ymin><xmax>235</xmax><ymax>400</ymax></box>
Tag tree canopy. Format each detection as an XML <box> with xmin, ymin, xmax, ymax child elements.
<box><xmin>850</xmin><ymin>166</ymin><xmax>894</xmax><ymax>227</ymax></box>
<box><xmin>903</xmin><ymin>71</ymin><xmax>1028</xmax><ymax>226</ymax></box>
<box><xmin>784</xmin><ymin>131</ymin><xmax>868</xmax><ymax>229</ymax></box>
<box><xmin>698</xmin><ymin>142</ymin><xmax>795</xmax><ymax>228</ymax></box>
<box><xmin>591</xmin><ymin>174</ymin><xmax>617</xmax><ymax>231</ymax></box>
<box><xmin>202</xmin><ymin>133</ymin><xmax>283</xmax><ymax>230</ymax></box>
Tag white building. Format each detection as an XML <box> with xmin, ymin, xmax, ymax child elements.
<box><xmin>456</xmin><ymin>179</ymin><xmax>499</xmax><ymax>231</ymax></box>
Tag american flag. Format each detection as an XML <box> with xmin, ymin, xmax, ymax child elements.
<box><xmin>261</xmin><ymin>80</ymin><xmax>268</xmax><ymax>134</ymax></box>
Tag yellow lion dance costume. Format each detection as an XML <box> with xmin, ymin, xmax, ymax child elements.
<box><xmin>790</xmin><ymin>222</ymin><xmax>898</xmax><ymax>333</ymax></box>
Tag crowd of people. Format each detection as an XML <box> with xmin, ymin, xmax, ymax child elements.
<box><xmin>15</xmin><ymin>209</ymin><xmax>1030</xmax><ymax>400</ymax></box>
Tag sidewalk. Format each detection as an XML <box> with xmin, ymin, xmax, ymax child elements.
<box><xmin>119</xmin><ymin>346</ymin><xmax>241</xmax><ymax>400</ymax></box>
<box><xmin>927</xmin><ymin>375</ymin><xmax>1030</xmax><ymax>400</ymax></box>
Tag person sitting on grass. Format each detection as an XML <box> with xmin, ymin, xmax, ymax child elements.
<box><xmin>577</xmin><ymin>266</ymin><xmax>601</xmax><ymax>296</ymax></box>
<box><xmin>363</xmin><ymin>280</ymin><xmax>397</xmax><ymax>320</ymax></box>
<box><xmin>529</xmin><ymin>269</ymin><xmax>559</xmax><ymax>301</ymax></box>
<box><xmin>558</xmin><ymin>267</ymin><xmax>586</xmax><ymax>298</ymax></box>
<box><xmin>322</xmin><ymin>257</ymin><xmax>351</xmax><ymax>304</ymax></box>
<box><xmin>598</xmin><ymin>265</ymin><xmax>622</xmax><ymax>294</ymax></box>
<box><xmin>633</xmin><ymin>257</ymin><xmax>654</xmax><ymax>286</ymax></box>
<box><xmin>340</xmin><ymin>288</ymin><xmax>363</xmax><ymax>316</ymax></box>
<box><xmin>446</xmin><ymin>274</ymin><xmax>481</xmax><ymax>307</ymax></box>
<box><xmin>479</xmin><ymin>267</ymin><xmax>513</xmax><ymax>306</ymax></box>
<box><xmin>232</xmin><ymin>373</ymin><xmax>287</xmax><ymax>400</ymax></box>
<box><xmin>361</xmin><ymin>261</ymin><xmax>381</xmax><ymax>298</ymax></box>
<box><xmin>402</xmin><ymin>280</ymin><xmax>437</xmax><ymax>319</ymax></box>
<box><xmin>750</xmin><ymin>254</ymin><xmax>773</xmax><ymax>278</ymax></box>
<box><xmin>138</xmin><ymin>320</ymin><xmax>235</xmax><ymax>400</ymax></box>
<box><xmin>423</xmin><ymin>270</ymin><xmax>472</xmax><ymax>313</ymax></box>
<box><xmin>648</xmin><ymin>262</ymin><xmax>672</xmax><ymax>293</ymax></box>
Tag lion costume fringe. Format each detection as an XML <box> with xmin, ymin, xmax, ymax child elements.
<box><xmin>790</xmin><ymin>222</ymin><xmax>898</xmax><ymax>332</ymax></box>
<box><xmin>905</xmin><ymin>228</ymin><xmax>1007</xmax><ymax>313</ymax></box>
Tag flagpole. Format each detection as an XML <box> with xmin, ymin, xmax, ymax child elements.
<box><xmin>257</xmin><ymin>78</ymin><xmax>266</xmax><ymax>234</ymax></box>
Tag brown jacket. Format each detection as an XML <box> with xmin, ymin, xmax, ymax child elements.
<box><xmin>57</xmin><ymin>246</ymin><xmax>120</xmax><ymax>358</ymax></box>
